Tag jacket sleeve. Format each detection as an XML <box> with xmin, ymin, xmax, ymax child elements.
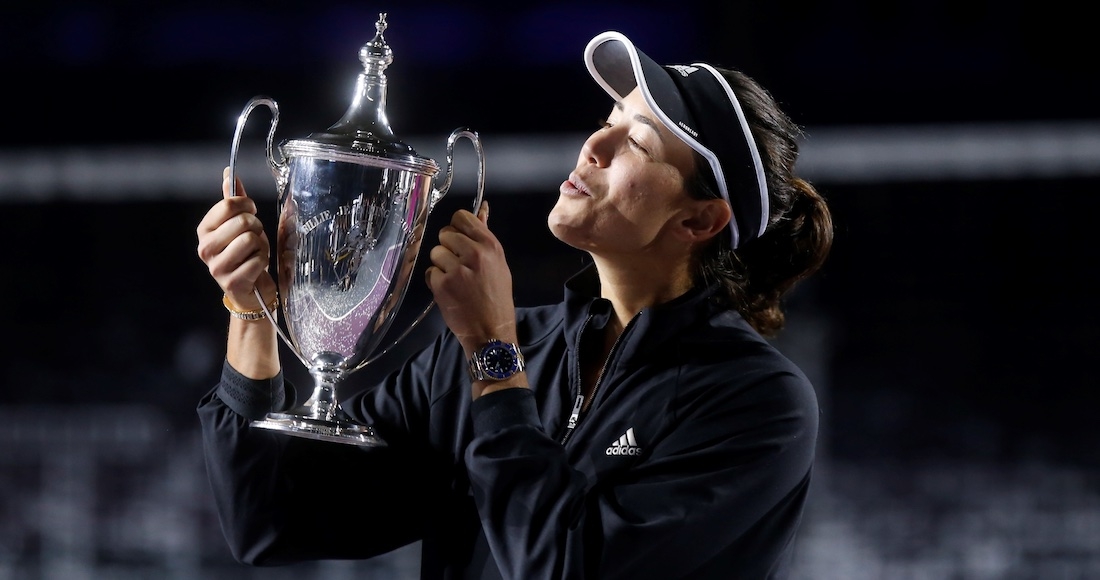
<box><xmin>464</xmin><ymin>371</ymin><xmax>818</xmax><ymax>580</ymax></box>
<box><xmin>196</xmin><ymin>359</ymin><xmax>436</xmax><ymax>566</ymax></box>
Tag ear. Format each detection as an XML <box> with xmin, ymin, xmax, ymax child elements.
<box><xmin>676</xmin><ymin>199</ymin><xmax>731</xmax><ymax>243</ymax></box>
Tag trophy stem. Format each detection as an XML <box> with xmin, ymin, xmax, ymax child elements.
<box><xmin>303</xmin><ymin>366</ymin><xmax>342</xmax><ymax>421</ymax></box>
<box><xmin>251</xmin><ymin>367</ymin><xmax>387</xmax><ymax>447</ymax></box>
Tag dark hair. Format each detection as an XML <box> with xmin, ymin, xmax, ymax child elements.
<box><xmin>688</xmin><ymin>67</ymin><xmax>833</xmax><ymax>338</ymax></box>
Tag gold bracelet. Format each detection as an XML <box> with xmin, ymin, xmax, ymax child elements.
<box><xmin>222</xmin><ymin>293</ymin><xmax>279</xmax><ymax>321</ymax></box>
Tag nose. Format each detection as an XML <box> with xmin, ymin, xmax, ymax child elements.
<box><xmin>580</xmin><ymin>127</ymin><xmax>615</xmax><ymax>168</ymax></box>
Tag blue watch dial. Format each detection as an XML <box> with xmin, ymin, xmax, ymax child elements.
<box><xmin>482</xmin><ymin>343</ymin><xmax>519</xmax><ymax>379</ymax></box>
<box><xmin>471</xmin><ymin>340</ymin><xmax>524</xmax><ymax>381</ymax></box>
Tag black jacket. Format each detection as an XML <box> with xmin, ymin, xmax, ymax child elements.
<box><xmin>197</xmin><ymin>267</ymin><xmax>819</xmax><ymax>579</ymax></box>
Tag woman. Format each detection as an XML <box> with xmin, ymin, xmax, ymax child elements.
<box><xmin>196</xmin><ymin>30</ymin><xmax>833</xmax><ymax>579</ymax></box>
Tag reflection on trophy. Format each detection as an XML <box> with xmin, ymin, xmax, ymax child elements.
<box><xmin>226</xmin><ymin>13</ymin><xmax>485</xmax><ymax>446</ymax></box>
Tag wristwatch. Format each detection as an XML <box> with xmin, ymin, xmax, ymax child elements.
<box><xmin>467</xmin><ymin>339</ymin><xmax>525</xmax><ymax>381</ymax></box>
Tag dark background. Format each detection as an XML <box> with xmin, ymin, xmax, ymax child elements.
<box><xmin>2</xmin><ymin>1</ymin><xmax>1098</xmax><ymax>578</ymax></box>
<box><xmin>4</xmin><ymin>1</ymin><xmax>1095</xmax><ymax>141</ymax></box>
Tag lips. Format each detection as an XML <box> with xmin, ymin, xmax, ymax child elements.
<box><xmin>562</xmin><ymin>173</ymin><xmax>591</xmax><ymax>197</ymax></box>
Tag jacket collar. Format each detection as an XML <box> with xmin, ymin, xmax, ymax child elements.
<box><xmin>561</xmin><ymin>264</ymin><xmax>722</xmax><ymax>364</ymax></box>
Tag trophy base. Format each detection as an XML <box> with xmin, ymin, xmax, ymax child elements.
<box><xmin>252</xmin><ymin>408</ymin><xmax>387</xmax><ymax>447</ymax></box>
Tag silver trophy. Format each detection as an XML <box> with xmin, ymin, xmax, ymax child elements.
<box><xmin>225</xmin><ymin>13</ymin><xmax>484</xmax><ymax>447</ymax></box>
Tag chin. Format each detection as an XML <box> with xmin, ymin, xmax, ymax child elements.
<box><xmin>547</xmin><ymin>217</ymin><xmax>587</xmax><ymax>250</ymax></box>
<box><xmin>545</xmin><ymin>215</ymin><xmax>580</xmax><ymax>247</ymax></box>
<box><xmin>547</xmin><ymin>218</ymin><xmax>568</xmax><ymax>243</ymax></box>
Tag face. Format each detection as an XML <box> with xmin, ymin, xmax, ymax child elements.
<box><xmin>548</xmin><ymin>88</ymin><xmax>699</xmax><ymax>257</ymax></box>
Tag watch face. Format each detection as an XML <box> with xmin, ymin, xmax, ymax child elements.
<box><xmin>481</xmin><ymin>343</ymin><xmax>519</xmax><ymax>380</ymax></box>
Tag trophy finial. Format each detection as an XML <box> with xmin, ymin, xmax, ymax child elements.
<box><xmin>360</xmin><ymin>12</ymin><xmax>393</xmax><ymax>74</ymax></box>
<box><xmin>309</xmin><ymin>13</ymin><xmax>412</xmax><ymax>155</ymax></box>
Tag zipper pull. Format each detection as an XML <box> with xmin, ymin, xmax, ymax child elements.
<box><xmin>561</xmin><ymin>394</ymin><xmax>585</xmax><ymax>445</ymax></box>
<box><xmin>566</xmin><ymin>394</ymin><xmax>584</xmax><ymax>430</ymax></box>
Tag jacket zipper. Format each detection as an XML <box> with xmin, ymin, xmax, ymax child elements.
<box><xmin>560</xmin><ymin>313</ymin><xmax>637</xmax><ymax>445</ymax></box>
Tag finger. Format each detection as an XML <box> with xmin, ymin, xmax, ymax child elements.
<box><xmin>424</xmin><ymin>265</ymin><xmax>439</xmax><ymax>290</ymax></box>
<box><xmin>423</xmin><ymin>264</ymin><xmax>457</xmax><ymax>295</ymax></box>
<box><xmin>222</xmin><ymin>168</ymin><xmax>248</xmax><ymax>199</ymax></box>
<box><xmin>209</xmin><ymin>233</ymin><xmax>269</xmax><ymax>296</ymax></box>
<box><xmin>197</xmin><ymin>197</ymin><xmax>258</xmax><ymax>239</ymax></box>
<box><xmin>438</xmin><ymin>226</ymin><xmax>489</xmax><ymax>263</ymax></box>
<box><xmin>447</xmin><ymin>210</ymin><xmax>503</xmax><ymax>261</ymax></box>
<box><xmin>429</xmin><ymin>243</ymin><xmax>463</xmax><ymax>273</ymax></box>
<box><xmin>447</xmin><ymin>208</ymin><xmax>493</xmax><ymax>243</ymax></box>
<box><xmin>477</xmin><ymin>200</ymin><xmax>489</xmax><ymax>224</ymax></box>
<box><xmin>219</xmin><ymin>225</ymin><xmax>269</xmax><ymax>267</ymax></box>
<box><xmin>223</xmin><ymin>175</ymin><xmax>245</xmax><ymax>199</ymax></box>
<box><xmin>198</xmin><ymin>206</ymin><xmax>263</xmax><ymax>264</ymax></box>
<box><xmin>212</xmin><ymin>219</ymin><xmax>266</xmax><ymax>266</ymax></box>
<box><xmin>197</xmin><ymin>199</ymin><xmax>233</xmax><ymax>242</ymax></box>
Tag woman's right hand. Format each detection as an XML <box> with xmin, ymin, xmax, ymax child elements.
<box><xmin>196</xmin><ymin>167</ymin><xmax>277</xmax><ymax>311</ymax></box>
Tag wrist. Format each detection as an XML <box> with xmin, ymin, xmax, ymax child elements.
<box><xmin>223</xmin><ymin>292</ymin><xmax>279</xmax><ymax>321</ymax></box>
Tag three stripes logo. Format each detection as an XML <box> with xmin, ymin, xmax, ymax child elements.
<box><xmin>667</xmin><ymin>64</ymin><xmax>699</xmax><ymax>78</ymax></box>
<box><xmin>605</xmin><ymin>427</ymin><xmax>642</xmax><ymax>456</ymax></box>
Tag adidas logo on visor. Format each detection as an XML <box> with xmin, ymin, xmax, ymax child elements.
<box><xmin>606</xmin><ymin>427</ymin><xmax>643</xmax><ymax>456</ymax></box>
<box><xmin>666</xmin><ymin>64</ymin><xmax>698</xmax><ymax>77</ymax></box>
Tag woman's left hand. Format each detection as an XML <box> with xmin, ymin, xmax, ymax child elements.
<box><xmin>425</xmin><ymin>202</ymin><xmax>518</xmax><ymax>354</ymax></box>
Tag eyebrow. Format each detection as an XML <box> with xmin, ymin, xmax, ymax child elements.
<box><xmin>614</xmin><ymin>101</ymin><xmax>663</xmax><ymax>138</ymax></box>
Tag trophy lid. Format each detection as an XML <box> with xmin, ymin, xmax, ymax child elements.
<box><xmin>292</xmin><ymin>13</ymin><xmax>421</xmax><ymax>160</ymax></box>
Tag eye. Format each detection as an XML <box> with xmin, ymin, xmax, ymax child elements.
<box><xmin>628</xmin><ymin>136</ymin><xmax>651</xmax><ymax>157</ymax></box>
<box><xmin>596</xmin><ymin>118</ymin><xmax>652</xmax><ymax>157</ymax></box>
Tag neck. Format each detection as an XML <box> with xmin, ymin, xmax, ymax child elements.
<box><xmin>590</xmin><ymin>254</ymin><xmax>696</xmax><ymax>328</ymax></box>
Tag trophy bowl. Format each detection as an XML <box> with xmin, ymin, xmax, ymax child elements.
<box><xmin>225</xmin><ymin>14</ymin><xmax>484</xmax><ymax>447</ymax></box>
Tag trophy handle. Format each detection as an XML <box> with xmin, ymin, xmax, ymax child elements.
<box><xmin>355</xmin><ymin>127</ymin><xmax>486</xmax><ymax>369</ymax></box>
<box><xmin>226</xmin><ymin>96</ymin><xmax>309</xmax><ymax>367</ymax></box>
<box><xmin>228</xmin><ymin>96</ymin><xmax>286</xmax><ymax>195</ymax></box>
<box><xmin>430</xmin><ymin>128</ymin><xmax>485</xmax><ymax>211</ymax></box>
